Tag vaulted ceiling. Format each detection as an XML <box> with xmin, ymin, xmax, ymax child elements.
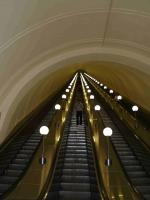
<box><xmin>0</xmin><ymin>0</ymin><xmax>150</xmax><ymax>143</ymax></box>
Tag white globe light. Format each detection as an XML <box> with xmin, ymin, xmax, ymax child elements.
<box><xmin>62</xmin><ymin>94</ymin><xmax>67</xmax><ymax>99</ymax></box>
<box><xmin>132</xmin><ymin>105</ymin><xmax>139</xmax><ymax>112</ymax></box>
<box><xmin>86</xmin><ymin>86</ymin><xmax>89</xmax><ymax>89</ymax></box>
<box><xmin>100</xmin><ymin>83</ymin><xmax>103</xmax><ymax>87</ymax></box>
<box><xmin>90</xmin><ymin>95</ymin><xmax>95</xmax><ymax>99</ymax></box>
<box><xmin>117</xmin><ymin>95</ymin><xmax>122</xmax><ymax>100</ymax></box>
<box><xmin>103</xmin><ymin>127</ymin><xmax>113</xmax><ymax>136</ymax></box>
<box><xmin>68</xmin><ymin>85</ymin><xmax>71</xmax><ymax>89</ymax></box>
<box><xmin>40</xmin><ymin>126</ymin><xmax>49</xmax><ymax>135</ymax></box>
<box><xmin>109</xmin><ymin>90</ymin><xmax>114</xmax><ymax>94</ymax></box>
<box><xmin>55</xmin><ymin>104</ymin><xmax>61</xmax><ymax>110</ymax></box>
<box><xmin>94</xmin><ymin>105</ymin><xmax>101</xmax><ymax>111</ymax></box>
<box><xmin>66</xmin><ymin>89</ymin><xmax>70</xmax><ymax>93</ymax></box>
<box><xmin>87</xmin><ymin>89</ymin><xmax>91</xmax><ymax>93</ymax></box>
<box><xmin>104</xmin><ymin>86</ymin><xmax>107</xmax><ymax>90</ymax></box>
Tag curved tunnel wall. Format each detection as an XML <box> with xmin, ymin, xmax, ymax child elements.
<box><xmin>0</xmin><ymin>0</ymin><xmax>150</xmax><ymax>144</ymax></box>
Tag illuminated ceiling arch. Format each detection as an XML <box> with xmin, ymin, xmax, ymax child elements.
<box><xmin>0</xmin><ymin>0</ymin><xmax>150</xmax><ymax>143</ymax></box>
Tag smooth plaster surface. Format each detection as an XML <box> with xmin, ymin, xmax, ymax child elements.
<box><xmin>0</xmin><ymin>0</ymin><xmax>150</xmax><ymax>143</ymax></box>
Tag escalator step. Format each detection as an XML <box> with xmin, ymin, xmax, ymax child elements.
<box><xmin>61</xmin><ymin>163</ymin><xmax>90</xmax><ymax>169</ymax></box>
<box><xmin>64</xmin><ymin>146</ymin><xmax>88</xmax><ymax>150</ymax></box>
<box><xmin>58</xmin><ymin>191</ymin><xmax>99</xmax><ymax>200</ymax></box>
<box><xmin>115</xmin><ymin>147</ymin><xmax>131</xmax><ymax>151</ymax></box>
<box><xmin>117</xmin><ymin>151</ymin><xmax>133</xmax><ymax>156</ymax></box>
<box><xmin>59</xmin><ymin>154</ymin><xmax>90</xmax><ymax>159</ymax></box>
<box><xmin>119</xmin><ymin>155</ymin><xmax>136</xmax><ymax>159</ymax></box>
<box><xmin>12</xmin><ymin>158</ymin><xmax>29</xmax><ymax>164</ymax></box>
<box><xmin>113</xmin><ymin>144</ymin><xmax>129</xmax><ymax>147</ymax></box>
<box><xmin>6</xmin><ymin>169</ymin><xmax>23</xmax><ymax>176</ymax></box>
<box><xmin>59</xmin><ymin>158</ymin><xmax>88</xmax><ymax>163</ymax></box>
<box><xmin>131</xmin><ymin>178</ymin><xmax>150</xmax><ymax>185</ymax></box>
<box><xmin>9</xmin><ymin>163</ymin><xmax>26</xmax><ymax>170</ymax></box>
<box><xmin>22</xmin><ymin>146</ymin><xmax>37</xmax><ymax>150</ymax></box>
<box><xmin>62</xmin><ymin>142</ymin><xmax>87</xmax><ymax>146</ymax></box>
<box><xmin>143</xmin><ymin>194</ymin><xmax>150</xmax><ymax>200</ymax></box>
<box><xmin>0</xmin><ymin>176</ymin><xmax>18</xmax><ymax>184</ymax></box>
<box><xmin>24</xmin><ymin>142</ymin><xmax>39</xmax><ymax>146</ymax></box>
<box><xmin>136</xmin><ymin>186</ymin><xmax>150</xmax><ymax>194</ymax></box>
<box><xmin>127</xmin><ymin>171</ymin><xmax>146</xmax><ymax>178</ymax></box>
<box><xmin>56</xmin><ymin>169</ymin><xmax>95</xmax><ymax>176</ymax></box>
<box><xmin>0</xmin><ymin>184</ymin><xmax>11</xmax><ymax>192</ymax></box>
<box><xmin>51</xmin><ymin>182</ymin><xmax>98</xmax><ymax>192</ymax></box>
<box><xmin>54</xmin><ymin>175</ymin><xmax>96</xmax><ymax>184</ymax></box>
<box><xmin>20</xmin><ymin>149</ymin><xmax>34</xmax><ymax>154</ymax></box>
<box><xmin>122</xmin><ymin>160</ymin><xmax>140</xmax><ymax>165</ymax></box>
<box><xmin>124</xmin><ymin>165</ymin><xmax>143</xmax><ymax>171</ymax></box>
<box><xmin>60</xmin><ymin>150</ymin><xmax>88</xmax><ymax>154</ymax></box>
<box><xmin>16</xmin><ymin>153</ymin><xmax>32</xmax><ymax>159</ymax></box>
<box><xmin>27</xmin><ymin>139</ymin><xmax>40</xmax><ymax>143</ymax></box>
<box><xmin>66</xmin><ymin>139</ymin><xmax>87</xmax><ymax>143</ymax></box>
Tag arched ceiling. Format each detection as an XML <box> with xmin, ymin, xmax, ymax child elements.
<box><xmin>0</xmin><ymin>0</ymin><xmax>150</xmax><ymax>144</ymax></box>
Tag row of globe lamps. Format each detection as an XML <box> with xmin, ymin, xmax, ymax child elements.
<box><xmin>39</xmin><ymin>74</ymin><xmax>77</xmax><ymax>165</ymax></box>
<box><xmin>81</xmin><ymin>74</ymin><xmax>112</xmax><ymax>136</ymax></box>
<box><xmin>84</xmin><ymin>73</ymin><xmax>139</xmax><ymax>116</ymax></box>
<box><xmin>81</xmin><ymin>74</ymin><xmax>114</xmax><ymax>167</ymax></box>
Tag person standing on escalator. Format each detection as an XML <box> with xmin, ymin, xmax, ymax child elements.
<box><xmin>75</xmin><ymin>99</ymin><xmax>84</xmax><ymax>125</ymax></box>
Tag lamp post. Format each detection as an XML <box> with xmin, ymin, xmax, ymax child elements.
<box><xmin>103</xmin><ymin>127</ymin><xmax>113</xmax><ymax>199</ymax></box>
<box><xmin>116</xmin><ymin>95</ymin><xmax>122</xmax><ymax>101</ymax></box>
<box><xmin>94</xmin><ymin>105</ymin><xmax>101</xmax><ymax>111</ymax></box>
<box><xmin>55</xmin><ymin>104</ymin><xmax>61</xmax><ymax>110</ymax></box>
<box><xmin>39</xmin><ymin>126</ymin><xmax>49</xmax><ymax>165</ymax></box>
<box><xmin>55</xmin><ymin>103</ymin><xmax>62</xmax><ymax>122</ymax></box>
<box><xmin>90</xmin><ymin>95</ymin><xmax>95</xmax><ymax>100</ymax></box>
<box><xmin>116</xmin><ymin>95</ymin><xmax>123</xmax><ymax>119</ymax></box>
<box><xmin>109</xmin><ymin>90</ymin><xmax>113</xmax><ymax>94</ymax></box>
<box><xmin>132</xmin><ymin>105</ymin><xmax>139</xmax><ymax>128</ymax></box>
<box><xmin>109</xmin><ymin>90</ymin><xmax>114</xmax><ymax>109</ymax></box>
<box><xmin>54</xmin><ymin>103</ymin><xmax>63</xmax><ymax>139</ymax></box>
<box><xmin>93</xmin><ymin>105</ymin><xmax>101</xmax><ymax>127</ymax></box>
<box><xmin>66</xmin><ymin>89</ymin><xmax>70</xmax><ymax>93</ymax></box>
<box><xmin>87</xmin><ymin>89</ymin><xmax>91</xmax><ymax>93</ymax></box>
<box><xmin>103</xmin><ymin>127</ymin><xmax>113</xmax><ymax>167</ymax></box>
<box><xmin>62</xmin><ymin>94</ymin><xmax>67</xmax><ymax>99</ymax></box>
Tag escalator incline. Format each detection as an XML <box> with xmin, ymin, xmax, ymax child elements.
<box><xmin>47</xmin><ymin>100</ymin><xmax>100</xmax><ymax>200</ymax></box>
<box><xmin>100</xmin><ymin>106</ymin><xmax>150</xmax><ymax>200</ymax></box>
<box><xmin>0</xmin><ymin>110</ymin><xmax>54</xmax><ymax>198</ymax></box>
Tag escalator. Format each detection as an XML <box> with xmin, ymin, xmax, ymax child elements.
<box><xmin>86</xmin><ymin>77</ymin><xmax>150</xmax><ymax>199</ymax></box>
<box><xmin>100</xmin><ymin>108</ymin><xmax>150</xmax><ymax>199</ymax></box>
<box><xmin>0</xmin><ymin>108</ymin><xmax>55</xmax><ymax>199</ymax></box>
<box><xmin>45</xmin><ymin>84</ymin><xmax>101</xmax><ymax>200</ymax></box>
